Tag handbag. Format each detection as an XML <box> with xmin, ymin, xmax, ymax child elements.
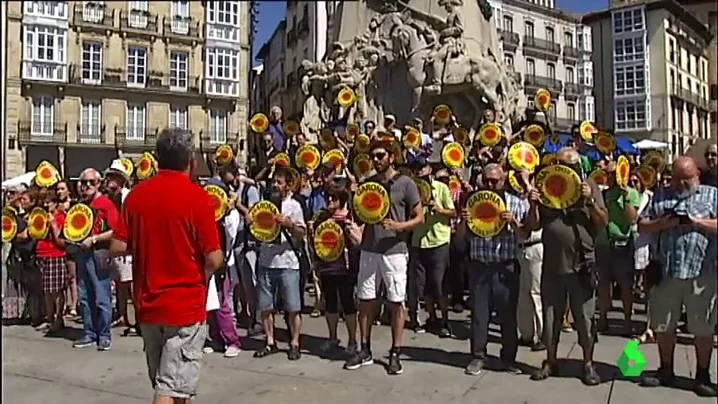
<box><xmin>567</xmin><ymin>210</ymin><xmax>599</xmax><ymax>291</ymax></box>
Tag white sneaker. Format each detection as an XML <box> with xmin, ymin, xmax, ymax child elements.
<box><xmin>203</xmin><ymin>346</ymin><xmax>215</xmax><ymax>354</ymax></box>
<box><xmin>224</xmin><ymin>345</ymin><xmax>241</xmax><ymax>358</ymax></box>
<box><xmin>320</xmin><ymin>339</ymin><xmax>340</xmax><ymax>352</ymax></box>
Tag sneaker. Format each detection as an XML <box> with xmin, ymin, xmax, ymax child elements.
<box><xmin>387</xmin><ymin>351</ymin><xmax>403</xmax><ymax>375</ymax></box>
<box><xmin>438</xmin><ymin>323</ymin><xmax>452</xmax><ymax>338</ymax></box>
<box><xmin>287</xmin><ymin>345</ymin><xmax>301</xmax><ymax>361</ymax></box>
<box><xmin>320</xmin><ymin>339</ymin><xmax>340</xmax><ymax>353</ymax></box>
<box><xmin>498</xmin><ymin>360</ymin><xmax>523</xmax><ymax>375</ymax></box>
<box><xmin>530</xmin><ymin>360</ymin><xmax>558</xmax><ymax>381</ymax></box>
<box><xmin>97</xmin><ymin>339</ymin><xmax>111</xmax><ymax>351</ymax></box>
<box><xmin>640</xmin><ymin>366</ymin><xmax>676</xmax><ymax>388</ymax></box>
<box><xmin>224</xmin><ymin>345</ymin><xmax>241</xmax><ymax>358</ymax></box>
<box><xmin>582</xmin><ymin>363</ymin><xmax>601</xmax><ymax>386</ymax></box>
<box><xmin>344</xmin><ymin>348</ymin><xmax>373</xmax><ymax>370</ymax></box>
<box><xmin>694</xmin><ymin>371</ymin><xmax>718</xmax><ymax>397</ymax></box>
<box><xmin>407</xmin><ymin>320</ymin><xmax>425</xmax><ymax>334</ymax></box>
<box><xmin>530</xmin><ymin>341</ymin><xmax>547</xmax><ymax>352</ymax></box>
<box><xmin>345</xmin><ymin>342</ymin><xmax>358</xmax><ymax>356</ymax></box>
<box><xmin>72</xmin><ymin>336</ymin><xmax>95</xmax><ymax>349</ymax></box>
<box><xmin>34</xmin><ymin>322</ymin><xmax>51</xmax><ymax>332</ymax></box>
<box><xmin>203</xmin><ymin>346</ymin><xmax>216</xmax><ymax>354</ymax></box>
<box><xmin>464</xmin><ymin>358</ymin><xmax>485</xmax><ymax>376</ymax></box>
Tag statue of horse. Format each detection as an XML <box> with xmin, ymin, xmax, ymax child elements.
<box><xmin>392</xmin><ymin>20</ymin><xmax>506</xmax><ymax>120</ymax></box>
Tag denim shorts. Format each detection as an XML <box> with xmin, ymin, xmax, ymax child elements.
<box><xmin>257</xmin><ymin>266</ymin><xmax>302</xmax><ymax>313</ymax></box>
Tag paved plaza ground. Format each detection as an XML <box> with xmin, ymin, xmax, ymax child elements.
<box><xmin>3</xmin><ymin>309</ymin><xmax>716</xmax><ymax>404</ymax></box>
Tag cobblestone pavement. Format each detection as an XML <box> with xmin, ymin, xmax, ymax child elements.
<box><xmin>3</xmin><ymin>309</ymin><xmax>716</xmax><ymax>404</ymax></box>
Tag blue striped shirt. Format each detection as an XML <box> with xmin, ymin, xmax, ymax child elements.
<box><xmin>469</xmin><ymin>191</ymin><xmax>529</xmax><ymax>263</ymax></box>
<box><xmin>642</xmin><ymin>185</ymin><xmax>718</xmax><ymax>279</ymax></box>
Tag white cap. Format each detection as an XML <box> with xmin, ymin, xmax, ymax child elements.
<box><xmin>384</xmin><ymin>114</ymin><xmax>396</xmax><ymax>122</ymax></box>
<box><xmin>105</xmin><ymin>159</ymin><xmax>130</xmax><ymax>181</ymax></box>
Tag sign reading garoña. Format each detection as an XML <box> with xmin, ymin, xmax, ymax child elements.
<box><xmin>64</xmin><ymin>203</ymin><xmax>95</xmax><ymax>242</ymax></box>
<box><xmin>249</xmin><ymin>201</ymin><xmax>281</xmax><ymax>243</ymax></box>
<box><xmin>535</xmin><ymin>164</ymin><xmax>582</xmax><ymax>209</ymax></box>
<box><xmin>313</xmin><ymin>219</ymin><xmax>346</xmax><ymax>262</ymax></box>
<box><xmin>353</xmin><ymin>182</ymin><xmax>390</xmax><ymax>224</ymax></box>
<box><xmin>466</xmin><ymin>190</ymin><xmax>507</xmax><ymax>238</ymax></box>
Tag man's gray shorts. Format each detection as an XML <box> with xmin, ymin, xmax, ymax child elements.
<box><xmin>140</xmin><ymin>322</ymin><xmax>208</xmax><ymax>400</ymax></box>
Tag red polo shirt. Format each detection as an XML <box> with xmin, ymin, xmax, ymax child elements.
<box><xmin>113</xmin><ymin>170</ymin><xmax>220</xmax><ymax>326</ymax></box>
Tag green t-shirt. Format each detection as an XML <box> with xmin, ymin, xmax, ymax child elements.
<box><xmin>599</xmin><ymin>187</ymin><xmax>641</xmax><ymax>243</ymax></box>
<box><xmin>411</xmin><ymin>180</ymin><xmax>455</xmax><ymax>249</ymax></box>
<box><xmin>580</xmin><ymin>155</ymin><xmax>593</xmax><ymax>176</ymax></box>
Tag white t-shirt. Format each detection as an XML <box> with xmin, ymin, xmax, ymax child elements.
<box><xmin>258</xmin><ymin>197</ymin><xmax>306</xmax><ymax>270</ymax></box>
<box><xmin>223</xmin><ymin>209</ymin><xmax>240</xmax><ymax>268</ymax></box>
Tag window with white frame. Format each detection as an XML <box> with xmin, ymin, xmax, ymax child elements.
<box><xmin>567</xmin><ymin>103</ymin><xmax>576</xmax><ymax>121</ymax></box>
<box><xmin>80</xmin><ymin>100</ymin><xmax>102</xmax><ymax>139</ymax></box>
<box><xmin>503</xmin><ymin>16</ymin><xmax>513</xmax><ymax>32</ymax></box>
<box><xmin>615</xmin><ymin>99</ymin><xmax>647</xmax><ymax>130</ymax></box>
<box><xmin>504</xmin><ymin>53</ymin><xmax>514</xmax><ymax>66</ymax></box>
<box><xmin>169</xmin><ymin>106</ymin><xmax>188</xmax><ymax>129</ymax></box>
<box><xmin>564</xmin><ymin>31</ymin><xmax>573</xmax><ymax>47</ymax></box>
<box><xmin>171</xmin><ymin>0</ymin><xmax>190</xmax><ymax>34</ymax></box>
<box><xmin>23</xmin><ymin>26</ymin><xmax>67</xmax><ymax>81</ymax></box>
<box><xmin>545</xmin><ymin>27</ymin><xmax>555</xmax><ymax>43</ymax></box>
<box><xmin>82</xmin><ymin>1</ymin><xmax>105</xmax><ymax>23</ymax></box>
<box><xmin>207</xmin><ymin>1</ymin><xmax>239</xmax><ymax>25</ymax></box>
<box><xmin>128</xmin><ymin>0</ymin><xmax>149</xmax><ymax>29</ymax></box>
<box><xmin>566</xmin><ymin>67</ymin><xmax>575</xmax><ymax>83</ymax></box>
<box><xmin>526</xmin><ymin>58</ymin><xmax>535</xmax><ymax>76</ymax></box>
<box><xmin>205</xmin><ymin>47</ymin><xmax>239</xmax><ymax>95</ymax></box>
<box><xmin>126</xmin><ymin>103</ymin><xmax>146</xmax><ymax>140</ymax></box>
<box><xmin>614</xmin><ymin>36</ymin><xmax>644</xmax><ymax>62</ymax></box>
<box><xmin>24</xmin><ymin>1</ymin><xmax>68</xmax><ymax>19</ymax></box>
<box><xmin>525</xmin><ymin>21</ymin><xmax>534</xmax><ymax>37</ymax></box>
<box><xmin>32</xmin><ymin>96</ymin><xmax>54</xmax><ymax>136</ymax></box>
<box><xmin>613</xmin><ymin>8</ymin><xmax>644</xmax><ymax>34</ymax></box>
<box><xmin>614</xmin><ymin>65</ymin><xmax>646</xmax><ymax>96</ymax></box>
<box><xmin>547</xmin><ymin>63</ymin><xmax>555</xmax><ymax>79</ymax></box>
<box><xmin>82</xmin><ymin>42</ymin><xmax>102</xmax><ymax>84</ymax></box>
<box><xmin>170</xmin><ymin>51</ymin><xmax>188</xmax><ymax>90</ymax></box>
<box><xmin>127</xmin><ymin>46</ymin><xmax>147</xmax><ymax>87</ymax></box>
<box><xmin>209</xmin><ymin>109</ymin><xmax>227</xmax><ymax>143</ymax></box>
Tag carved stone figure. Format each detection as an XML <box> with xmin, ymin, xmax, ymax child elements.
<box><xmin>302</xmin><ymin>0</ymin><xmax>525</xmax><ymax>132</ymax></box>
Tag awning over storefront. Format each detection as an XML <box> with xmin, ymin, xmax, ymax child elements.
<box><xmin>26</xmin><ymin>145</ymin><xmax>61</xmax><ymax>174</ymax></box>
<box><xmin>64</xmin><ymin>147</ymin><xmax>118</xmax><ymax>179</ymax></box>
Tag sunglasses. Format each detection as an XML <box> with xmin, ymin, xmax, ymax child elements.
<box><xmin>705</xmin><ymin>152</ymin><xmax>717</xmax><ymax>157</ymax></box>
<box><xmin>79</xmin><ymin>179</ymin><xmax>100</xmax><ymax>186</ymax></box>
<box><xmin>484</xmin><ymin>178</ymin><xmax>501</xmax><ymax>185</ymax></box>
<box><xmin>372</xmin><ymin>152</ymin><xmax>387</xmax><ymax>160</ymax></box>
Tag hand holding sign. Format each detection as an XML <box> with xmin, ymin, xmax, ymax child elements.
<box><xmin>580</xmin><ymin>182</ymin><xmax>592</xmax><ymax>199</ymax></box>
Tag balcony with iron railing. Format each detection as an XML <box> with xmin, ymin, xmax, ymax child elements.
<box><xmin>200</xmin><ymin>133</ymin><xmax>238</xmax><ymax>149</ymax></box>
<box><xmin>670</xmin><ymin>85</ymin><xmax>710</xmax><ymax>111</ymax></box>
<box><xmin>563</xmin><ymin>46</ymin><xmax>580</xmax><ymax>63</ymax></box>
<box><xmin>162</xmin><ymin>16</ymin><xmax>201</xmax><ymax>42</ymax></box>
<box><xmin>17</xmin><ymin>121</ymin><xmax>68</xmax><ymax>146</ymax></box>
<box><xmin>523</xmin><ymin>35</ymin><xmax>561</xmax><ymax>60</ymax></box>
<box><xmin>72</xmin><ymin>4</ymin><xmax>114</xmax><ymax>31</ymax></box>
<box><xmin>500</xmin><ymin>30</ymin><xmax>520</xmax><ymax>50</ymax></box>
<box><xmin>564</xmin><ymin>82</ymin><xmax>583</xmax><ymax>99</ymax></box>
<box><xmin>75</xmin><ymin>124</ymin><xmax>108</xmax><ymax>145</ymax></box>
<box><xmin>67</xmin><ymin>64</ymin><xmax>202</xmax><ymax>97</ymax></box>
<box><xmin>524</xmin><ymin>74</ymin><xmax>563</xmax><ymax>95</ymax></box>
<box><xmin>119</xmin><ymin>9</ymin><xmax>159</xmax><ymax>37</ymax></box>
<box><xmin>114</xmin><ymin>126</ymin><xmax>158</xmax><ymax>148</ymax></box>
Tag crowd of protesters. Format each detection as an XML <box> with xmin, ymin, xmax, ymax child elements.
<box><xmin>2</xmin><ymin>105</ymin><xmax>716</xmax><ymax>403</ymax></box>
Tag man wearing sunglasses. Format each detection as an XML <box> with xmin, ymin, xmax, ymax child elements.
<box><xmin>71</xmin><ymin>168</ymin><xmax>120</xmax><ymax>352</ymax></box>
<box><xmin>344</xmin><ymin>139</ymin><xmax>424</xmax><ymax>375</ymax></box>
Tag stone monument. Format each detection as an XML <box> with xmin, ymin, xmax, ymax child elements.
<box><xmin>300</xmin><ymin>0</ymin><xmax>526</xmax><ymax>135</ymax></box>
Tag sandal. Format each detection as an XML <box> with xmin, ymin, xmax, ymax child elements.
<box><xmin>253</xmin><ymin>344</ymin><xmax>279</xmax><ymax>358</ymax></box>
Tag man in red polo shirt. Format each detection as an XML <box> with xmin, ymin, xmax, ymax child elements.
<box><xmin>111</xmin><ymin>128</ymin><xmax>223</xmax><ymax>404</ymax></box>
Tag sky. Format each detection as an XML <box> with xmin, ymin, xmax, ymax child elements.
<box><xmin>252</xmin><ymin>0</ymin><xmax>609</xmax><ymax>64</ymax></box>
